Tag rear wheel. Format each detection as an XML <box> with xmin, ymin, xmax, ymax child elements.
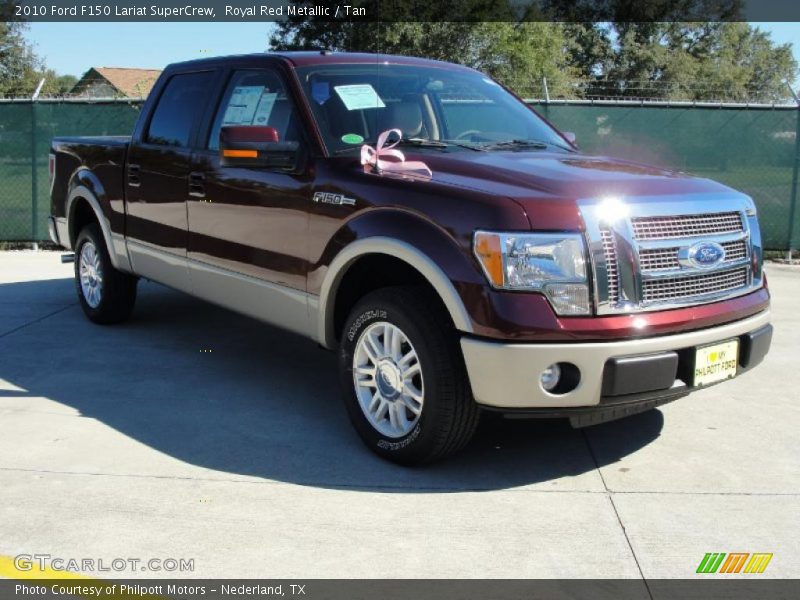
<box><xmin>339</xmin><ymin>286</ymin><xmax>480</xmax><ymax>465</ymax></box>
<box><xmin>74</xmin><ymin>224</ymin><xmax>137</xmax><ymax>324</ymax></box>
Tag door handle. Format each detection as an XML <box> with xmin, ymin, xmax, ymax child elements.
<box><xmin>127</xmin><ymin>164</ymin><xmax>141</xmax><ymax>187</ymax></box>
<box><xmin>188</xmin><ymin>172</ymin><xmax>206</xmax><ymax>198</ymax></box>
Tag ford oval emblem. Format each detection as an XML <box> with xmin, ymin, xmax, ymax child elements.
<box><xmin>689</xmin><ymin>242</ymin><xmax>725</xmax><ymax>268</ymax></box>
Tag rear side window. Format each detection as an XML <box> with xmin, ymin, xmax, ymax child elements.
<box><xmin>147</xmin><ymin>71</ymin><xmax>215</xmax><ymax>147</ymax></box>
<box><xmin>208</xmin><ymin>69</ymin><xmax>301</xmax><ymax>150</ymax></box>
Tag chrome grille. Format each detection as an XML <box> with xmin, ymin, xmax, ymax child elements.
<box><xmin>639</xmin><ymin>247</ymin><xmax>680</xmax><ymax>272</ymax></box>
<box><xmin>581</xmin><ymin>196</ymin><xmax>762</xmax><ymax>315</ymax></box>
<box><xmin>631</xmin><ymin>212</ymin><xmax>744</xmax><ymax>240</ymax></box>
<box><xmin>638</xmin><ymin>239</ymin><xmax>748</xmax><ymax>273</ymax></box>
<box><xmin>600</xmin><ymin>228</ymin><xmax>619</xmax><ymax>302</ymax></box>
<box><xmin>642</xmin><ymin>267</ymin><xmax>748</xmax><ymax>303</ymax></box>
<box><xmin>721</xmin><ymin>239</ymin><xmax>747</xmax><ymax>261</ymax></box>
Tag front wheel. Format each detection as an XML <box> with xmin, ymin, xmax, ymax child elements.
<box><xmin>74</xmin><ymin>224</ymin><xmax>137</xmax><ymax>324</ymax></box>
<box><xmin>339</xmin><ymin>286</ymin><xmax>480</xmax><ymax>465</ymax></box>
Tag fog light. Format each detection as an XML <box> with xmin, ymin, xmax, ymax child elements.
<box><xmin>540</xmin><ymin>363</ymin><xmax>562</xmax><ymax>391</ymax></box>
<box><xmin>545</xmin><ymin>283</ymin><xmax>591</xmax><ymax>315</ymax></box>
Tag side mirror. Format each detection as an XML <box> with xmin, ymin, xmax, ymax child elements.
<box><xmin>219</xmin><ymin>126</ymin><xmax>301</xmax><ymax>171</ymax></box>
<box><xmin>562</xmin><ymin>131</ymin><xmax>577</xmax><ymax>145</ymax></box>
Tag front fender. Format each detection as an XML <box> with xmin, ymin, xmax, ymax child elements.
<box><xmin>313</xmin><ymin>209</ymin><xmax>485</xmax><ymax>348</ymax></box>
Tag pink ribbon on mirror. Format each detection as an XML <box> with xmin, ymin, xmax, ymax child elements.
<box><xmin>360</xmin><ymin>129</ymin><xmax>432</xmax><ymax>179</ymax></box>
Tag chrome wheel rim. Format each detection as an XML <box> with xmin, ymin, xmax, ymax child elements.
<box><xmin>79</xmin><ymin>241</ymin><xmax>103</xmax><ymax>309</ymax></box>
<box><xmin>353</xmin><ymin>321</ymin><xmax>424</xmax><ymax>438</ymax></box>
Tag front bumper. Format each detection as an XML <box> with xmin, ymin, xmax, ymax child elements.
<box><xmin>461</xmin><ymin>310</ymin><xmax>771</xmax><ymax>416</ymax></box>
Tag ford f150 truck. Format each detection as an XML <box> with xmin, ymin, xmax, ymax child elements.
<box><xmin>49</xmin><ymin>52</ymin><xmax>772</xmax><ymax>464</ymax></box>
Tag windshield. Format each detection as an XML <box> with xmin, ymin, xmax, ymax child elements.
<box><xmin>294</xmin><ymin>62</ymin><xmax>570</xmax><ymax>154</ymax></box>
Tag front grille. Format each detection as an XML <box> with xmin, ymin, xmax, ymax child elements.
<box><xmin>642</xmin><ymin>267</ymin><xmax>748</xmax><ymax>303</ymax></box>
<box><xmin>631</xmin><ymin>212</ymin><xmax>744</xmax><ymax>241</ymax></box>
<box><xmin>639</xmin><ymin>247</ymin><xmax>680</xmax><ymax>272</ymax></box>
<box><xmin>638</xmin><ymin>239</ymin><xmax>748</xmax><ymax>272</ymax></box>
<box><xmin>600</xmin><ymin>228</ymin><xmax>619</xmax><ymax>302</ymax></box>
<box><xmin>583</xmin><ymin>197</ymin><xmax>760</xmax><ymax>315</ymax></box>
<box><xmin>721</xmin><ymin>239</ymin><xmax>747</xmax><ymax>261</ymax></box>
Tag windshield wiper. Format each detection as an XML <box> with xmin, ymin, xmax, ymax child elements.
<box><xmin>333</xmin><ymin>136</ymin><xmax>487</xmax><ymax>155</ymax></box>
<box><xmin>481</xmin><ymin>139</ymin><xmax>572</xmax><ymax>152</ymax></box>
<box><xmin>399</xmin><ymin>138</ymin><xmax>487</xmax><ymax>152</ymax></box>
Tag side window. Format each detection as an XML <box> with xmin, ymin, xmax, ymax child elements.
<box><xmin>146</xmin><ymin>71</ymin><xmax>215</xmax><ymax>147</ymax></box>
<box><xmin>208</xmin><ymin>69</ymin><xmax>301</xmax><ymax>150</ymax></box>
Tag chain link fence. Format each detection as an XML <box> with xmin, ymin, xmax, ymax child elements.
<box><xmin>0</xmin><ymin>99</ymin><xmax>143</xmax><ymax>242</ymax></box>
<box><xmin>530</xmin><ymin>100</ymin><xmax>800</xmax><ymax>250</ymax></box>
<box><xmin>0</xmin><ymin>98</ymin><xmax>798</xmax><ymax>251</ymax></box>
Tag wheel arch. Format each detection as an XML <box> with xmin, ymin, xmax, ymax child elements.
<box><xmin>317</xmin><ymin>237</ymin><xmax>474</xmax><ymax>349</ymax></box>
<box><xmin>67</xmin><ymin>184</ymin><xmax>131</xmax><ymax>272</ymax></box>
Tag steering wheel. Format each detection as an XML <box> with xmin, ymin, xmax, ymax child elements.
<box><xmin>454</xmin><ymin>130</ymin><xmax>483</xmax><ymax>141</ymax></box>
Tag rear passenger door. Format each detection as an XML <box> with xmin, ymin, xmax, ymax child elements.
<box><xmin>125</xmin><ymin>69</ymin><xmax>218</xmax><ymax>291</ymax></box>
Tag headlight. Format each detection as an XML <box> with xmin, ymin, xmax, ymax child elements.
<box><xmin>473</xmin><ymin>231</ymin><xmax>591</xmax><ymax>316</ymax></box>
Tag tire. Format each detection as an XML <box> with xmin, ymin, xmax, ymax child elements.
<box><xmin>339</xmin><ymin>286</ymin><xmax>480</xmax><ymax>465</ymax></box>
<box><xmin>74</xmin><ymin>224</ymin><xmax>137</xmax><ymax>324</ymax></box>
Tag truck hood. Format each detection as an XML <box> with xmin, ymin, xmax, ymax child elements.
<box><xmin>415</xmin><ymin>150</ymin><xmax>728</xmax><ymax>198</ymax></box>
<box><xmin>394</xmin><ymin>150</ymin><xmax>736</xmax><ymax>230</ymax></box>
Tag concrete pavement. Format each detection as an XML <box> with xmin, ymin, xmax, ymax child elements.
<box><xmin>0</xmin><ymin>252</ymin><xmax>797</xmax><ymax>579</ymax></box>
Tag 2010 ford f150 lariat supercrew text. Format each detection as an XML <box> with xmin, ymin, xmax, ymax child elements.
<box><xmin>49</xmin><ymin>52</ymin><xmax>772</xmax><ymax>464</ymax></box>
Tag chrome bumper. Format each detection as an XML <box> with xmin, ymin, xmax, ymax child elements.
<box><xmin>460</xmin><ymin>310</ymin><xmax>771</xmax><ymax>409</ymax></box>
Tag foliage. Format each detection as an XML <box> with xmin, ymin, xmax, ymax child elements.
<box><xmin>270</xmin><ymin>19</ymin><xmax>581</xmax><ymax>97</ymax></box>
<box><xmin>592</xmin><ymin>23</ymin><xmax>798</xmax><ymax>102</ymax></box>
<box><xmin>0</xmin><ymin>21</ymin><xmax>39</xmax><ymax>96</ymax></box>
<box><xmin>270</xmin><ymin>1</ymin><xmax>798</xmax><ymax>102</ymax></box>
<box><xmin>0</xmin><ymin>22</ymin><xmax>77</xmax><ymax>97</ymax></box>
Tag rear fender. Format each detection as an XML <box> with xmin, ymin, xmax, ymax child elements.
<box><xmin>67</xmin><ymin>171</ymin><xmax>132</xmax><ymax>272</ymax></box>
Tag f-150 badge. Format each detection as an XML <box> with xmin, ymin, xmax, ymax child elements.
<box><xmin>313</xmin><ymin>191</ymin><xmax>356</xmax><ymax>206</ymax></box>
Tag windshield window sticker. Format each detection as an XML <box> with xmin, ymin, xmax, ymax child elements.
<box><xmin>334</xmin><ymin>84</ymin><xmax>386</xmax><ymax>111</ymax></box>
<box><xmin>341</xmin><ymin>133</ymin><xmax>365</xmax><ymax>144</ymax></box>
<box><xmin>252</xmin><ymin>93</ymin><xmax>278</xmax><ymax>126</ymax></box>
<box><xmin>222</xmin><ymin>85</ymin><xmax>265</xmax><ymax>125</ymax></box>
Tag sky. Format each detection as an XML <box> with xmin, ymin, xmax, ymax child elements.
<box><xmin>26</xmin><ymin>22</ymin><xmax>278</xmax><ymax>75</ymax></box>
<box><xmin>25</xmin><ymin>21</ymin><xmax>800</xmax><ymax>78</ymax></box>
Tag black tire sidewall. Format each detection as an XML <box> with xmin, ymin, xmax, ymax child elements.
<box><xmin>74</xmin><ymin>225</ymin><xmax>112</xmax><ymax>320</ymax></box>
<box><xmin>339</xmin><ymin>290</ymin><xmax>458</xmax><ymax>464</ymax></box>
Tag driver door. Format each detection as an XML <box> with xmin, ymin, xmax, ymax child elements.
<box><xmin>185</xmin><ymin>66</ymin><xmax>312</xmax><ymax>335</ymax></box>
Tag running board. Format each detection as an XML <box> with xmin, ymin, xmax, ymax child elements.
<box><xmin>61</xmin><ymin>253</ymin><xmax>75</xmax><ymax>264</ymax></box>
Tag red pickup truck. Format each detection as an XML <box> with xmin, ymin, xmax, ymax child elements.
<box><xmin>49</xmin><ymin>52</ymin><xmax>772</xmax><ymax>464</ymax></box>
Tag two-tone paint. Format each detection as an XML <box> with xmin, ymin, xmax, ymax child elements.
<box><xmin>49</xmin><ymin>52</ymin><xmax>771</xmax><ymax>407</ymax></box>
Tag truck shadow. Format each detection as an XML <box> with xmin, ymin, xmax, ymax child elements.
<box><xmin>1</xmin><ymin>277</ymin><xmax>665</xmax><ymax>492</ymax></box>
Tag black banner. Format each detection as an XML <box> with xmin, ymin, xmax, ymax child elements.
<box><xmin>3</xmin><ymin>0</ymin><xmax>800</xmax><ymax>22</ymax></box>
<box><xmin>2</xmin><ymin>580</ymin><xmax>800</xmax><ymax>600</ymax></box>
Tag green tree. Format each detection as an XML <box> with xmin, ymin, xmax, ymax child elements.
<box><xmin>270</xmin><ymin>0</ymin><xmax>797</xmax><ymax>102</ymax></box>
<box><xmin>0</xmin><ymin>21</ymin><xmax>39</xmax><ymax>96</ymax></box>
<box><xmin>270</xmin><ymin>19</ymin><xmax>581</xmax><ymax>97</ymax></box>
<box><xmin>599</xmin><ymin>23</ymin><xmax>797</xmax><ymax>102</ymax></box>
<box><xmin>0</xmin><ymin>22</ymin><xmax>78</xmax><ymax>97</ymax></box>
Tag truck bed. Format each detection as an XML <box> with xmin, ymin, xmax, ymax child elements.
<box><xmin>49</xmin><ymin>136</ymin><xmax>131</xmax><ymax>232</ymax></box>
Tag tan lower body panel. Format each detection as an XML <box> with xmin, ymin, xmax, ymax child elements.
<box><xmin>460</xmin><ymin>310</ymin><xmax>771</xmax><ymax>409</ymax></box>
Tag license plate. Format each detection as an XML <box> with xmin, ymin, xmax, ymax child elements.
<box><xmin>693</xmin><ymin>339</ymin><xmax>739</xmax><ymax>386</ymax></box>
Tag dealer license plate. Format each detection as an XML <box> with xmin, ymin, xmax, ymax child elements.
<box><xmin>693</xmin><ymin>339</ymin><xmax>739</xmax><ymax>386</ymax></box>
